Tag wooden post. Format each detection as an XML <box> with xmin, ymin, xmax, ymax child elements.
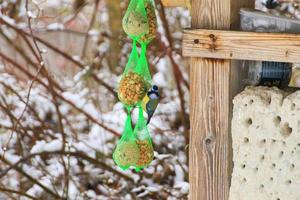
<box><xmin>189</xmin><ymin>0</ymin><xmax>254</xmax><ymax>200</ymax></box>
<box><xmin>161</xmin><ymin>0</ymin><xmax>190</xmax><ymax>8</ymax></box>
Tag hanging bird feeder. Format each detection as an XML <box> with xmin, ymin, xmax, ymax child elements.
<box><xmin>113</xmin><ymin>0</ymin><xmax>158</xmax><ymax>171</ymax></box>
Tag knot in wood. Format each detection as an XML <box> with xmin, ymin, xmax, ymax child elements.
<box><xmin>204</xmin><ymin>135</ymin><xmax>215</xmax><ymax>151</ymax></box>
<box><xmin>194</xmin><ymin>39</ymin><xmax>200</xmax><ymax>44</ymax></box>
<box><xmin>205</xmin><ymin>138</ymin><xmax>212</xmax><ymax>145</ymax></box>
<box><xmin>209</xmin><ymin>33</ymin><xmax>217</xmax><ymax>42</ymax></box>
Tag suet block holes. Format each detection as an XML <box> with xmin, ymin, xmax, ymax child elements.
<box><xmin>291</xmin><ymin>103</ymin><xmax>296</xmax><ymax>111</ymax></box>
<box><xmin>242</xmin><ymin>178</ymin><xmax>247</xmax><ymax>183</ymax></box>
<box><xmin>274</xmin><ymin>116</ymin><xmax>281</xmax><ymax>126</ymax></box>
<box><xmin>245</xmin><ymin>118</ymin><xmax>252</xmax><ymax>127</ymax></box>
<box><xmin>279</xmin><ymin>151</ymin><xmax>284</xmax><ymax>158</ymax></box>
<box><xmin>280</xmin><ymin>123</ymin><xmax>292</xmax><ymax>137</ymax></box>
<box><xmin>230</xmin><ymin>88</ymin><xmax>300</xmax><ymax>200</ymax></box>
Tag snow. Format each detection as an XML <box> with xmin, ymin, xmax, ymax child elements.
<box><xmin>27</xmin><ymin>11</ymin><xmax>37</xmax><ymax>19</ymax></box>
<box><xmin>156</xmin><ymin>153</ymin><xmax>172</xmax><ymax>160</ymax></box>
<box><xmin>30</xmin><ymin>139</ymin><xmax>62</xmax><ymax>154</ymax></box>
<box><xmin>174</xmin><ymin>182</ymin><xmax>189</xmax><ymax>194</ymax></box>
<box><xmin>88</xmin><ymin>29</ymin><xmax>100</xmax><ymax>36</ymax></box>
<box><xmin>47</xmin><ymin>23</ymin><xmax>65</xmax><ymax>30</ymax></box>
<box><xmin>153</xmin><ymin>72</ymin><xmax>168</xmax><ymax>87</ymax></box>
<box><xmin>0</xmin><ymin>15</ymin><xmax>16</xmax><ymax>25</ymax></box>
<box><xmin>68</xmin><ymin>181</ymin><xmax>80</xmax><ymax>199</ymax></box>
<box><xmin>146</xmin><ymin>186</ymin><xmax>161</xmax><ymax>192</ymax></box>
<box><xmin>27</xmin><ymin>184</ymin><xmax>43</xmax><ymax>197</ymax></box>
<box><xmin>45</xmin><ymin>0</ymin><xmax>61</xmax><ymax>8</ymax></box>
<box><xmin>0</xmin><ymin>150</ymin><xmax>21</xmax><ymax>163</ymax></box>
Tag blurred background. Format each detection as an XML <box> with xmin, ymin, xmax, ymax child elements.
<box><xmin>0</xmin><ymin>0</ymin><xmax>299</xmax><ymax>199</ymax></box>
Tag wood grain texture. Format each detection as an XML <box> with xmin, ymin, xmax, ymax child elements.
<box><xmin>183</xmin><ymin>29</ymin><xmax>300</xmax><ymax>63</ymax></box>
<box><xmin>189</xmin><ymin>0</ymin><xmax>254</xmax><ymax>200</ymax></box>
<box><xmin>190</xmin><ymin>58</ymin><xmax>231</xmax><ymax>200</ymax></box>
<box><xmin>161</xmin><ymin>0</ymin><xmax>189</xmax><ymax>8</ymax></box>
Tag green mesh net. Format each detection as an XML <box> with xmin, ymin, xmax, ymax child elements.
<box><xmin>117</xmin><ymin>41</ymin><xmax>151</xmax><ymax>108</ymax></box>
<box><xmin>112</xmin><ymin>106</ymin><xmax>154</xmax><ymax>171</ymax></box>
<box><xmin>113</xmin><ymin>110</ymin><xmax>139</xmax><ymax>170</ymax></box>
<box><xmin>122</xmin><ymin>0</ymin><xmax>149</xmax><ymax>40</ymax></box>
<box><xmin>114</xmin><ymin>0</ymin><xmax>157</xmax><ymax>171</ymax></box>
<box><xmin>137</xmin><ymin>0</ymin><xmax>157</xmax><ymax>45</ymax></box>
<box><xmin>133</xmin><ymin>106</ymin><xmax>154</xmax><ymax>171</ymax></box>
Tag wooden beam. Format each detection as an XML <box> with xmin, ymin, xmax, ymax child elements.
<box><xmin>184</xmin><ymin>29</ymin><xmax>300</xmax><ymax>63</ymax></box>
<box><xmin>161</xmin><ymin>0</ymin><xmax>190</xmax><ymax>8</ymax></box>
<box><xmin>189</xmin><ymin>0</ymin><xmax>254</xmax><ymax>200</ymax></box>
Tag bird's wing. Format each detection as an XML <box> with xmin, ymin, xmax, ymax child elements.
<box><xmin>146</xmin><ymin>99</ymin><xmax>159</xmax><ymax>114</ymax></box>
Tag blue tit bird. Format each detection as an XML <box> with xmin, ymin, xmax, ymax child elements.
<box><xmin>142</xmin><ymin>85</ymin><xmax>160</xmax><ymax>125</ymax></box>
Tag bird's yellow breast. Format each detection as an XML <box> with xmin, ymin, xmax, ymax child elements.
<box><xmin>142</xmin><ymin>95</ymin><xmax>150</xmax><ymax>112</ymax></box>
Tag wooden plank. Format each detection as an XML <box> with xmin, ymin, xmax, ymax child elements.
<box><xmin>161</xmin><ymin>0</ymin><xmax>189</xmax><ymax>8</ymax></box>
<box><xmin>189</xmin><ymin>0</ymin><xmax>254</xmax><ymax>200</ymax></box>
<box><xmin>184</xmin><ymin>29</ymin><xmax>300</xmax><ymax>63</ymax></box>
<box><xmin>190</xmin><ymin>57</ymin><xmax>232</xmax><ymax>200</ymax></box>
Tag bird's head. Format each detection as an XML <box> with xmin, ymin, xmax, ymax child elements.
<box><xmin>263</xmin><ymin>0</ymin><xmax>279</xmax><ymax>9</ymax></box>
<box><xmin>148</xmin><ymin>85</ymin><xmax>159</xmax><ymax>98</ymax></box>
<box><xmin>151</xmin><ymin>85</ymin><xmax>158</xmax><ymax>92</ymax></box>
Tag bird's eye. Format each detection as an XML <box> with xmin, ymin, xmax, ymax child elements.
<box><xmin>153</xmin><ymin>85</ymin><xmax>158</xmax><ymax>91</ymax></box>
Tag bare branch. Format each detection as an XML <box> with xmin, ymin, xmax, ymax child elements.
<box><xmin>0</xmin><ymin>150</ymin><xmax>134</xmax><ymax>182</ymax></box>
<box><xmin>0</xmin><ymin>186</ymin><xmax>39</xmax><ymax>200</ymax></box>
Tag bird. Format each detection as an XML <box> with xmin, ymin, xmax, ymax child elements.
<box><xmin>263</xmin><ymin>0</ymin><xmax>280</xmax><ymax>9</ymax></box>
<box><xmin>142</xmin><ymin>85</ymin><xmax>160</xmax><ymax>125</ymax></box>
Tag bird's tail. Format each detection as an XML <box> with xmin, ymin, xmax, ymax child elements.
<box><xmin>146</xmin><ymin>115</ymin><xmax>153</xmax><ymax>125</ymax></box>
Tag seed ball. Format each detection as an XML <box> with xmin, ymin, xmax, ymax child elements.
<box><xmin>138</xmin><ymin>2</ymin><xmax>157</xmax><ymax>44</ymax></box>
<box><xmin>123</xmin><ymin>11</ymin><xmax>149</xmax><ymax>37</ymax></box>
<box><xmin>136</xmin><ymin>140</ymin><xmax>154</xmax><ymax>167</ymax></box>
<box><xmin>118</xmin><ymin>71</ymin><xmax>150</xmax><ymax>106</ymax></box>
<box><xmin>113</xmin><ymin>140</ymin><xmax>140</xmax><ymax>167</ymax></box>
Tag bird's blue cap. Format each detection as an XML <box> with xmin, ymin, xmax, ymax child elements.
<box><xmin>152</xmin><ymin>85</ymin><xmax>158</xmax><ymax>92</ymax></box>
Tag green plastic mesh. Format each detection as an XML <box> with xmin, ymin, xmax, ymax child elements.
<box><xmin>137</xmin><ymin>0</ymin><xmax>157</xmax><ymax>45</ymax></box>
<box><xmin>114</xmin><ymin>0</ymin><xmax>157</xmax><ymax>171</ymax></box>
<box><xmin>113</xmin><ymin>110</ymin><xmax>139</xmax><ymax>170</ymax></box>
<box><xmin>135</xmin><ymin>44</ymin><xmax>152</xmax><ymax>82</ymax></box>
<box><xmin>112</xmin><ymin>106</ymin><xmax>154</xmax><ymax>171</ymax></box>
<box><xmin>122</xmin><ymin>0</ymin><xmax>149</xmax><ymax>40</ymax></box>
<box><xmin>133</xmin><ymin>105</ymin><xmax>154</xmax><ymax>171</ymax></box>
<box><xmin>117</xmin><ymin>42</ymin><xmax>151</xmax><ymax>108</ymax></box>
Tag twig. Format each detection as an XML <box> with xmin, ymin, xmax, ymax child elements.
<box><xmin>0</xmin><ymin>150</ymin><xmax>134</xmax><ymax>182</ymax></box>
<box><xmin>25</xmin><ymin>0</ymin><xmax>43</xmax><ymax>63</ymax></box>
<box><xmin>0</xmin><ymin>187</ymin><xmax>38</xmax><ymax>200</ymax></box>
<box><xmin>64</xmin><ymin>1</ymin><xmax>89</xmax><ymax>25</ymax></box>
<box><xmin>0</xmin><ymin>81</ymin><xmax>50</xmax><ymax>132</ymax></box>
<box><xmin>0</xmin><ymin>156</ymin><xmax>63</xmax><ymax>199</ymax></box>
<box><xmin>0</xmin><ymin>52</ymin><xmax>120</xmax><ymax>136</ymax></box>
<box><xmin>2</xmin><ymin>55</ymin><xmax>43</xmax><ymax>157</ymax></box>
<box><xmin>0</xmin><ymin>17</ymin><xmax>117</xmax><ymax>98</ymax></box>
<box><xmin>81</xmin><ymin>0</ymin><xmax>100</xmax><ymax>58</ymax></box>
<box><xmin>0</xmin><ymin>30</ymin><xmax>62</xmax><ymax>92</ymax></box>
